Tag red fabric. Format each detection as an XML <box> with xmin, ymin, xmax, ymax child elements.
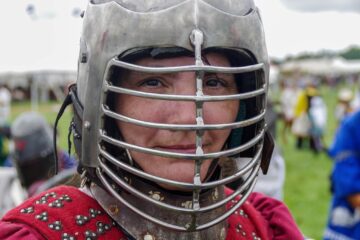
<box><xmin>0</xmin><ymin>221</ymin><xmax>45</xmax><ymax>240</ymax></box>
<box><xmin>0</xmin><ymin>186</ymin><xmax>303</xmax><ymax>240</ymax></box>
<box><xmin>225</xmin><ymin>188</ymin><xmax>303</xmax><ymax>240</ymax></box>
<box><xmin>248</xmin><ymin>192</ymin><xmax>304</xmax><ymax>240</ymax></box>
<box><xmin>1</xmin><ymin>186</ymin><xmax>125</xmax><ymax>240</ymax></box>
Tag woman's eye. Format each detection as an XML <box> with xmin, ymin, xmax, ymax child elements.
<box><xmin>140</xmin><ymin>78</ymin><xmax>163</xmax><ymax>87</ymax></box>
<box><xmin>205</xmin><ymin>77</ymin><xmax>225</xmax><ymax>88</ymax></box>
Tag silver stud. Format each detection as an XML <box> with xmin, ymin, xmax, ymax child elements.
<box><xmin>35</xmin><ymin>211</ymin><xmax>48</xmax><ymax>222</ymax></box>
<box><xmin>96</xmin><ymin>221</ymin><xmax>111</xmax><ymax>235</ymax></box>
<box><xmin>181</xmin><ymin>201</ymin><xmax>193</xmax><ymax>209</ymax></box>
<box><xmin>59</xmin><ymin>195</ymin><xmax>72</xmax><ymax>202</ymax></box>
<box><xmin>84</xmin><ymin>121</ymin><xmax>91</xmax><ymax>130</ymax></box>
<box><xmin>149</xmin><ymin>191</ymin><xmax>164</xmax><ymax>201</ymax></box>
<box><xmin>20</xmin><ymin>206</ymin><xmax>34</xmax><ymax>214</ymax></box>
<box><xmin>84</xmin><ymin>230</ymin><xmax>97</xmax><ymax>240</ymax></box>
<box><xmin>49</xmin><ymin>221</ymin><xmax>62</xmax><ymax>231</ymax></box>
<box><xmin>89</xmin><ymin>208</ymin><xmax>102</xmax><ymax>218</ymax></box>
<box><xmin>143</xmin><ymin>233</ymin><xmax>155</xmax><ymax>240</ymax></box>
<box><xmin>62</xmin><ymin>233</ymin><xmax>76</xmax><ymax>240</ymax></box>
<box><xmin>75</xmin><ymin>215</ymin><xmax>90</xmax><ymax>226</ymax></box>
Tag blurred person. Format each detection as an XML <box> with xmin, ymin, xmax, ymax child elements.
<box><xmin>9</xmin><ymin>111</ymin><xmax>77</xmax><ymax>196</ymax></box>
<box><xmin>280</xmin><ymin>79</ymin><xmax>299</xmax><ymax>144</ymax></box>
<box><xmin>0</xmin><ymin>112</ymin><xmax>77</xmax><ymax>218</ymax></box>
<box><xmin>0</xmin><ymin>86</ymin><xmax>11</xmax><ymax>166</ymax></box>
<box><xmin>324</xmin><ymin>110</ymin><xmax>360</xmax><ymax>240</ymax></box>
<box><xmin>0</xmin><ymin>1</ymin><xmax>303</xmax><ymax>239</ymax></box>
<box><xmin>335</xmin><ymin>88</ymin><xmax>354</xmax><ymax>124</ymax></box>
<box><xmin>308</xmin><ymin>94</ymin><xmax>327</xmax><ymax>153</ymax></box>
<box><xmin>351</xmin><ymin>87</ymin><xmax>360</xmax><ymax>112</ymax></box>
<box><xmin>292</xmin><ymin>85</ymin><xmax>317</xmax><ymax>150</ymax></box>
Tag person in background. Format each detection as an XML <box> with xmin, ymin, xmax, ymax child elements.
<box><xmin>0</xmin><ymin>112</ymin><xmax>77</xmax><ymax>218</ymax></box>
<box><xmin>292</xmin><ymin>85</ymin><xmax>318</xmax><ymax>151</ymax></box>
<box><xmin>0</xmin><ymin>86</ymin><xmax>11</xmax><ymax>166</ymax></box>
<box><xmin>335</xmin><ymin>88</ymin><xmax>354</xmax><ymax>124</ymax></box>
<box><xmin>280</xmin><ymin>79</ymin><xmax>299</xmax><ymax>144</ymax></box>
<box><xmin>324</xmin><ymin>109</ymin><xmax>360</xmax><ymax>240</ymax></box>
<box><xmin>308</xmin><ymin>93</ymin><xmax>327</xmax><ymax>153</ymax></box>
<box><xmin>0</xmin><ymin>1</ymin><xmax>303</xmax><ymax>239</ymax></box>
<box><xmin>10</xmin><ymin>111</ymin><xmax>77</xmax><ymax>196</ymax></box>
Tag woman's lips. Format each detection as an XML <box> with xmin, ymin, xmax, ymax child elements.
<box><xmin>156</xmin><ymin>145</ymin><xmax>197</xmax><ymax>154</ymax></box>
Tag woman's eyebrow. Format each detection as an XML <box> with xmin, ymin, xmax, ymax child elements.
<box><xmin>129</xmin><ymin>68</ymin><xmax>179</xmax><ymax>78</ymax></box>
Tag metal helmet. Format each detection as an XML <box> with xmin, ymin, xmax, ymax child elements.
<box><xmin>11</xmin><ymin>112</ymin><xmax>55</xmax><ymax>189</ymax></box>
<box><xmin>71</xmin><ymin>0</ymin><xmax>271</xmax><ymax>238</ymax></box>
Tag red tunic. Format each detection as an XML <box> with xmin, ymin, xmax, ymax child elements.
<box><xmin>0</xmin><ymin>186</ymin><xmax>303</xmax><ymax>239</ymax></box>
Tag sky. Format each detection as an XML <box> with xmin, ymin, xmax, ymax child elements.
<box><xmin>0</xmin><ymin>0</ymin><xmax>360</xmax><ymax>72</ymax></box>
<box><xmin>255</xmin><ymin>0</ymin><xmax>360</xmax><ymax>59</ymax></box>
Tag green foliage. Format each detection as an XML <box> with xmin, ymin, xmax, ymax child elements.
<box><xmin>340</xmin><ymin>46</ymin><xmax>360</xmax><ymax>60</ymax></box>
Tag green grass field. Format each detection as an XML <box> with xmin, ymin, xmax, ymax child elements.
<box><xmin>8</xmin><ymin>86</ymin><xmax>341</xmax><ymax>239</ymax></box>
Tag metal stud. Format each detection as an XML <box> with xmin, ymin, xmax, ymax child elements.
<box><xmin>84</xmin><ymin>121</ymin><xmax>91</xmax><ymax>130</ymax></box>
<box><xmin>96</xmin><ymin>221</ymin><xmax>111</xmax><ymax>235</ymax></box>
<box><xmin>48</xmin><ymin>221</ymin><xmax>63</xmax><ymax>231</ymax></box>
<box><xmin>89</xmin><ymin>208</ymin><xmax>102</xmax><ymax>218</ymax></box>
<box><xmin>49</xmin><ymin>199</ymin><xmax>64</xmax><ymax>208</ymax></box>
<box><xmin>235</xmin><ymin>224</ymin><xmax>242</xmax><ymax>233</ymax></box>
<box><xmin>59</xmin><ymin>195</ymin><xmax>72</xmax><ymax>202</ymax></box>
<box><xmin>181</xmin><ymin>201</ymin><xmax>193</xmax><ymax>209</ymax></box>
<box><xmin>35</xmin><ymin>211</ymin><xmax>48</xmax><ymax>222</ymax></box>
<box><xmin>252</xmin><ymin>232</ymin><xmax>261</xmax><ymax>240</ymax></box>
<box><xmin>143</xmin><ymin>233</ymin><xmax>155</xmax><ymax>240</ymax></box>
<box><xmin>75</xmin><ymin>215</ymin><xmax>90</xmax><ymax>226</ymax></box>
<box><xmin>149</xmin><ymin>191</ymin><xmax>164</xmax><ymax>201</ymax></box>
<box><xmin>84</xmin><ymin>230</ymin><xmax>97</xmax><ymax>240</ymax></box>
<box><xmin>62</xmin><ymin>233</ymin><xmax>76</xmax><ymax>240</ymax></box>
<box><xmin>108</xmin><ymin>205</ymin><xmax>119</xmax><ymax>215</ymax></box>
<box><xmin>20</xmin><ymin>206</ymin><xmax>34</xmax><ymax>214</ymax></box>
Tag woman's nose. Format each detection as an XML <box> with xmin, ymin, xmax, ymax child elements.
<box><xmin>167</xmin><ymin>100</ymin><xmax>197</xmax><ymax>125</ymax></box>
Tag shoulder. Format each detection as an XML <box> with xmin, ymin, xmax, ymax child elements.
<box><xmin>247</xmin><ymin>192</ymin><xmax>304</xmax><ymax>240</ymax></box>
<box><xmin>225</xmin><ymin>188</ymin><xmax>303</xmax><ymax>240</ymax></box>
<box><xmin>1</xmin><ymin>185</ymin><xmax>125</xmax><ymax>240</ymax></box>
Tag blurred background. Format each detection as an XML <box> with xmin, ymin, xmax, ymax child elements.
<box><xmin>0</xmin><ymin>0</ymin><xmax>360</xmax><ymax>239</ymax></box>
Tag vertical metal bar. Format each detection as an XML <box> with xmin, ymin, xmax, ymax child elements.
<box><xmin>189</xmin><ymin>29</ymin><xmax>204</xmax><ymax>229</ymax></box>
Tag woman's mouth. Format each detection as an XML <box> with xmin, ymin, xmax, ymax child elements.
<box><xmin>155</xmin><ymin>144</ymin><xmax>197</xmax><ymax>154</ymax></box>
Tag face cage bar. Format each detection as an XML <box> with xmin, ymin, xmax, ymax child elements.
<box><xmin>97</xmin><ymin>160</ymin><xmax>260</xmax><ymax>231</ymax></box>
<box><xmin>97</xmin><ymin>29</ymin><xmax>266</xmax><ymax>231</ymax></box>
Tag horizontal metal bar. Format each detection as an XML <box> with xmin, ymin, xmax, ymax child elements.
<box><xmin>99</xmin><ymin>129</ymin><xmax>264</xmax><ymax>160</ymax></box>
<box><xmin>104</xmin><ymin>84</ymin><xmax>266</xmax><ymax>102</ymax></box>
<box><xmin>97</xmin><ymin>161</ymin><xmax>259</xmax><ymax>231</ymax></box>
<box><xmin>98</xmin><ymin>144</ymin><xmax>262</xmax><ymax>190</ymax></box>
<box><xmin>102</xmin><ymin>105</ymin><xmax>265</xmax><ymax>131</ymax></box>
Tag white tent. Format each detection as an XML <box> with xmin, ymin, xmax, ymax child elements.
<box><xmin>280</xmin><ymin>57</ymin><xmax>360</xmax><ymax>75</ymax></box>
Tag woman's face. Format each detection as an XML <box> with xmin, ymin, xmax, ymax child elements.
<box><xmin>115</xmin><ymin>52</ymin><xmax>239</xmax><ymax>188</ymax></box>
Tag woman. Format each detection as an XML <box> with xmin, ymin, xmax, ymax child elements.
<box><xmin>0</xmin><ymin>0</ymin><xmax>303</xmax><ymax>239</ymax></box>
